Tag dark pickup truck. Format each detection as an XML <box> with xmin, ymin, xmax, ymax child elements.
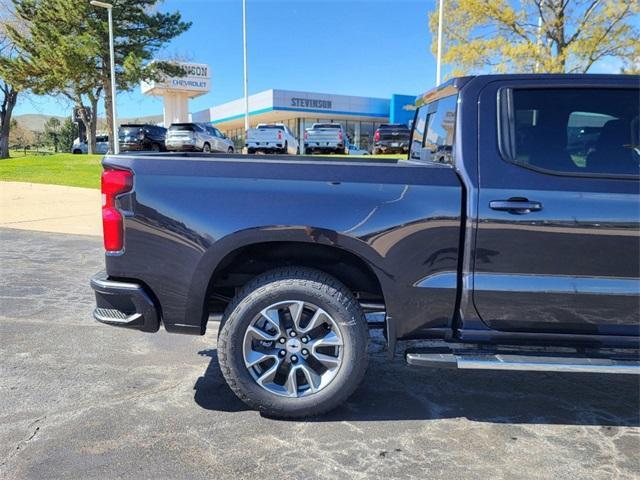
<box><xmin>373</xmin><ymin>123</ymin><xmax>411</xmax><ymax>154</ymax></box>
<box><xmin>91</xmin><ymin>74</ymin><xmax>640</xmax><ymax>418</ymax></box>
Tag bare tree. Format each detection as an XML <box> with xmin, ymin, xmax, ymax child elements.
<box><xmin>0</xmin><ymin>1</ymin><xmax>20</xmax><ymax>158</ymax></box>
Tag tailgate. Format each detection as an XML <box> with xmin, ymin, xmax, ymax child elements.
<box><xmin>307</xmin><ymin>129</ymin><xmax>340</xmax><ymax>142</ymax></box>
<box><xmin>248</xmin><ymin>128</ymin><xmax>282</xmax><ymax>143</ymax></box>
<box><xmin>380</xmin><ymin>130</ymin><xmax>410</xmax><ymax>141</ymax></box>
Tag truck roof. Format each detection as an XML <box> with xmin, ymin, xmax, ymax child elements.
<box><xmin>416</xmin><ymin>73</ymin><xmax>637</xmax><ymax>107</ymax></box>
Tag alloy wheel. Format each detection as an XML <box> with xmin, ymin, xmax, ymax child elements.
<box><xmin>242</xmin><ymin>300</ymin><xmax>344</xmax><ymax>398</ymax></box>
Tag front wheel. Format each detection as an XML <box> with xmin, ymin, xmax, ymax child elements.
<box><xmin>218</xmin><ymin>267</ymin><xmax>369</xmax><ymax>418</ymax></box>
<box><xmin>202</xmin><ymin>143</ymin><xmax>211</xmax><ymax>153</ymax></box>
<box><xmin>228</xmin><ymin>146</ymin><xmax>234</xmax><ymax>153</ymax></box>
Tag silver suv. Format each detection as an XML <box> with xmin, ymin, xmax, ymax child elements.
<box><xmin>165</xmin><ymin>123</ymin><xmax>235</xmax><ymax>153</ymax></box>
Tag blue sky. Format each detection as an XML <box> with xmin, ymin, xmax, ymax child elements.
<box><xmin>15</xmin><ymin>0</ymin><xmax>439</xmax><ymax>118</ymax></box>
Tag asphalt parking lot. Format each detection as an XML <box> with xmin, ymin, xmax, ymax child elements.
<box><xmin>1</xmin><ymin>227</ymin><xmax>639</xmax><ymax>480</ymax></box>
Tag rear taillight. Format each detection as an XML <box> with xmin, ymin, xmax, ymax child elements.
<box><xmin>374</xmin><ymin>130</ymin><xmax>380</xmax><ymax>142</ymax></box>
<box><xmin>338</xmin><ymin>131</ymin><xmax>343</xmax><ymax>141</ymax></box>
<box><xmin>101</xmin><ymin>169</ymin><xmax>133</xmax><ymax>252</ymax></box>
<box><xmin>304</xmin><ymin>131</ymin><xmax>308</xmax><ymax>140</ymax></box>
<box><xmin>278</xmin><ymin>130</ymin><xmax>282</xmax><ymax>140</ymax></box>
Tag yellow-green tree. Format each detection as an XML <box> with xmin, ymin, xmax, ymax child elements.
<box><xmin>430</xmin><ymin>0</ymin><xmax>640</xmax><ymax>76</ymax></box>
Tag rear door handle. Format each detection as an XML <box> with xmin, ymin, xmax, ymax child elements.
<box><xmin>489</xmin><ymin>199</ymin><xmax>542</xmax><ymax>214</ymax></box>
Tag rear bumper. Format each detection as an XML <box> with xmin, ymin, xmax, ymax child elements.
<box><xmin>375</xmin><ymin>141</ymin><xmax>409</xmax><ymax>152</ymax></box>
<box><xmin>246</xmin><ymin>142</ymin><xmax>284</xmax><ymax>150</ymax></box>
<box><xmin>120</xmin><ymin>143</ymin><xmax>145</xmax><ymax>152</ymax></box>
<box><xmin>90</xmin><ymin>271</ymin><xmax>160</xmax><ymax>333</ymax></box>
<box><xmin>166</xmin><ymin>144</ymin><xmax>198</xmax><ymax>152</ymax></box>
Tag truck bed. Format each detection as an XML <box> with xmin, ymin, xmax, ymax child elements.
<box><xmin>102</xmin><ymin>152</ymin><xmax>464</xmax><ymax>340</ymax></box>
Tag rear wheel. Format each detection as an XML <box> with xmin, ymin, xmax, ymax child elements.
<box><xmin>203</xmin><ymin>143</ymin><xmax>211</xmax><ymax>153</ymax></box>
<box><xmin>228</xmin><ymin>146</ymin><xmax>234</xmax><ymax>153</ymax></box>
<box><xmin>218</xmin><ymin>267</ymin><xmax>369</xmax><ymax>418</ymax></box>
<box><xmin>151</xmin><ymin>143</ymin><xmax>161</xmax><ymax>152</ymax></box>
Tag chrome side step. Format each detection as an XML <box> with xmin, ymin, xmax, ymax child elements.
<box><xmin>406</xmin><ymin>349</ymin><xmax>640</xmax><ymax>375</ymax></box>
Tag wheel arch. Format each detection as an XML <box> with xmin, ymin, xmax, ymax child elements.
<box><xmin>186</xmin><ymin>231</ymin><xmax>389</xmax><ymax>338</ymax></box>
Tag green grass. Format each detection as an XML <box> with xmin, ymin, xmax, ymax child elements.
<box><xmin>0</xmin><ymin>151</ymin><xmax>405</xmax><ymax>190</ymax></box>
<box><xmin>0</xmin><ymin>152</ymin><xmax>103</xmax><ymax>189</ymax></box>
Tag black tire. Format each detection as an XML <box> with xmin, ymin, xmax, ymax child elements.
<box><xmin>281</xmin><ymin>141</ymin><xmax>288</xmax><ymax>155</ymax></box>
<box><xmin>73</xmin><ymin>149</ymin><xmax>82</xmax><ymax>154</ymax></box>
<box><xmin>218</xmin><ymin>267</ymin><xmax>369</xmax><ymax>418</ymax></box>
<box><xmin>228</xmin><ymin>146</ymin><xmax>234</xmax><ymax>153</ymax></box>
<box><xmin>202</xmin><ymin>143</ymin><xmax>211</xmax><ymax>153</ymax></box>
<box><xmin>373</xmin><ymin>148</ymin><xmax>381</xmax><ymax>155</ymax></box>
<box><xmin>151</xmin><ymin>143</ymin><xmax>161</xmax><ymax>152</ymax></box>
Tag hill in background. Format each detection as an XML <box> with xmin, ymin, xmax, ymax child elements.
<box><xmin>14</xmin><ymin>113</ymin><xmax>164</xmax><ymax>132</ymax></box>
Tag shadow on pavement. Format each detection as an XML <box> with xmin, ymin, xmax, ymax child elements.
<box><xmin>193</xmin><ymin>348</ymin><xmax>640</xmax><ymax>427</ymax></box>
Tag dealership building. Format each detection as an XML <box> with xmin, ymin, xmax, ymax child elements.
<box><xmin>191</xmin><ymin>89</ymin><xmax>416</xmax><ymax>151</ymax></box>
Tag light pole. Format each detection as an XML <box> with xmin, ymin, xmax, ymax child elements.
<box><xmin>242</xmin><ymin>0</ymin><xmax>249</xmax><ymax>134</ymax></box>
<box><xmin>435</xmin><ymin>0</ymin><xmax>444</xmax><ymax>86</ymax></box>
<box><xmin>90</xmin><ymin>0</ymin><xmax>119</xmax><ymax>154</ymax></box>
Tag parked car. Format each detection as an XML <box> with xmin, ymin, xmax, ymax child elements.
<box><xmin>72</xmin><ymin>135</ymin><xmax>109</xmax><ymax>154</ymax></box>
<box><xmin>165</xmin><ymin>123</ymin><xmax>234</xmax><ymax>153</ymax></box>
<box><xmin>91</xmin><ymin>74</ymin><xmax>639</xmax><ymax>419</ymax></box>
<box><xmin>373</xmin><ymin>123</ymin><xmax>411</xmax><ymax>154</ymax></box>
<box><xmin>346</xmin><ymin>143</ymin><xmax>369</xmax><ymax>155</ymax></box>
<box><xmin>304</xmin><ymin>123</ymin><xmax>346</xmax><ymax>154</ymax></box>
<box><xmin>119</xmin><ymin>124</ymin><xmax>167</xmax><ymax>152</ymax></box>
<box><xmin>246</xmin><ymin>124</ymin><xmax>299</xmax><ymax>154</ymax></box>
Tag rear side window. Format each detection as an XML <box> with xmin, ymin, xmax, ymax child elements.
<box><xmin>500</xmin><ymin>88</ymin><xmax>640</xmax><ymax>176</ymax></box>
<box><xmin>257</xmin><ymin>125</ymin><xmax>284</xmax><ymax>130</ymax></box>
<box><xmin>410</xmin><ymin>94</ymin><xmax>457</xmax><ymax>163</ymax></box>
<box><xmin>170</xmin><ymin>124</ymin><xmax>197</xmax><ymax>132</ymax></box>
<box><xmin>410</xmin><ymin>108</ymin><xmax>428</xmax><ymax>159</ymax></box>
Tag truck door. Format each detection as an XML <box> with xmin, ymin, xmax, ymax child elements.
<box><xmin>474</xmin><ymin>78</ymin><xmax>640</xmax><ymax>336</ymax></box>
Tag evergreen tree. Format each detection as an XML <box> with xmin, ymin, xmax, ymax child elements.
<box><xmin>3</xmin><ymin>0</ymin><xmax>190</xmax><ymax>153</ymax></box>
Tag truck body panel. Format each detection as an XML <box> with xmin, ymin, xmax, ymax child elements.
<box><xmin>103</xmin><ymin>155</ymin><xmax>463</xmax><ymax>339</ymax></box>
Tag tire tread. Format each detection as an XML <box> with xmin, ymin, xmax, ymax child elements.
<box><xmin>217</xmin><ymin>267</ymin><xmax>368</xmax><ymax>418</ymax></box>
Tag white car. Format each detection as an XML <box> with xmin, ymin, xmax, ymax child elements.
<box><xmin>72</xmin><ymin>135</ymin><xmax>109</xmax><ymax>154</ymax></box>
<box><xmin>346</xmin><ymin>143</ymin><xmax>369</xmax><ymax>155</ymax></box>
<box><xmin>246</xmin><ymin>124</ymin><xmax>299</xmax><ymax>154</ymax></box>
<box><xmin>165</xmin><ymin>123</ymin><xmax>235</xmax><ymax>153</ymax></box>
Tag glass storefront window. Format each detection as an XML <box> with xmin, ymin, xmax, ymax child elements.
<box><xmin>359</xmin><ymin>122</ymin><xmax>374</xmax><ymax>152</ymax></box>
<box><xmin>345</xmin><ymin>121</ymin><xmax>357</xmax><ymax>145</ymax></box>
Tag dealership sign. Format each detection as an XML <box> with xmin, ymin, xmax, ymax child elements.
<box><xmin>290</xmin><ymin>97</ymin><xmax>332</xmax><ymax>109</ymax></box>
<box><xmin>141</xmin><ymin>62</ymin><xmax>211</xmax><ymax>96</ymax></box>
<box><xmin>141</xmin><ymin>61</ymin><xmax>211</xmax><ymax>127</ymax></box>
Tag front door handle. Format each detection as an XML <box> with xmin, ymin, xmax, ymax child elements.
<box><xmin>489</xmin><ymin>199</ymin><xmax>542</xmax><ymax>214</ymax></box>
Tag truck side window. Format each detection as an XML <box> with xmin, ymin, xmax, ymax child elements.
<box><xmin>424</xmin><ymin>95</ymin><xmax>457</xmax><ymax>164</ymax></box>
<box><xmin>501</xmin><ymin>88</ymin><xmax>640</xmax><ymax>176</ymax></box>
<box><xmin>410</xmin><ymin>95</ymin><xmax>457</xmax><ymax>162</ymax></box>
<box><xmin>410</xmin><ymin>106</ymin><xmax>428</xmax><ymax>159</ymax></box>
